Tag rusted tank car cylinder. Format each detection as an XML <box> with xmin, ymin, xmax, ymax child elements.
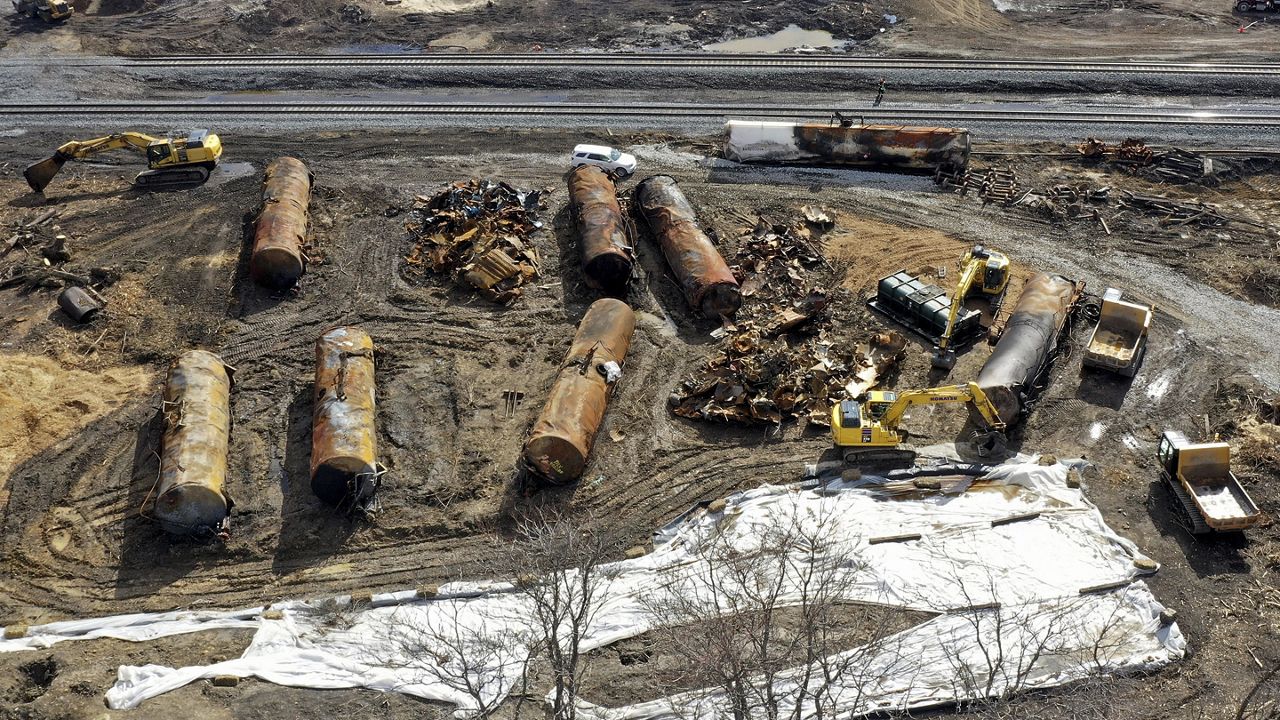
<box><xmin>312</xmin><ymin>326</ymin><xmax>379</xmax><ymax>507</ymax></box>
<box><xmin>635</xmin><ymin>175</ymin><xmax>741</xmax><ymax>319</ymax></box>
<box><xmin>156</xmin><ymin>350</ymin><xmax>232</xmax><ymax>536</ymax></box>
<box><xmin>250</xmin><ymin>157</ymin><xmax>312</xmax><ymax>289</ymax></box>
<box><xmin>977</xmin><ymin>273</ymin><xmax>1080</xmax><ymax>422</ymax></box>
<box><xmin>524</xmin><ymin>299</ymin><xmax>636</xmax><ymax>484</ymax></box>
<box><xmin>568</xmin><ymin>164</ymin><xmax>633</xmax><ymax>293</ymax></box>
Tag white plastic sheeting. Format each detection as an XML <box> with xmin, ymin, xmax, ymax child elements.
<box><xmin>0</xmin><ymin>459</ymin><xmax>1184</xmax><ymax>715</ymax></box>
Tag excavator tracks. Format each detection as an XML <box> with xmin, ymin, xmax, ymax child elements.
<box><xmin>133</xmin><ymin>165</ymin><xmax>211</xmax><ymax>190</ymax></box>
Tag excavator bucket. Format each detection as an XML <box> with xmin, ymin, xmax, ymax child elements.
<box><xmin>24</xmin><ymin>156</ymin><xmax>66</xmax><ymax>193</ymax></box>
<box><xmin>930</xmin><ymin>346</ymin><xmax>958</xmax><ymax>370</ymax></box>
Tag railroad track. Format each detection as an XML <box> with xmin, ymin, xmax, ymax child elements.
<box><xmin>2</xmin><ymin>101</ymin><xmax>1279</xmax><ymax>127</ymax></box>
<box><xmin>16</xmin><ymin>54</ymin><xmax>1280</xmax><ymax>75</ymax></box>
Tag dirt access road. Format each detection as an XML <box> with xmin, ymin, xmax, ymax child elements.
<box><xmin>0</xmin><ymin>0</ymin><xmax>1275</xmax><ymax>60</ymax></box>
<box><xmin>0</xmin><ymin>126</ymin><xmax>1277</xmax><ymax>718</ymax></box>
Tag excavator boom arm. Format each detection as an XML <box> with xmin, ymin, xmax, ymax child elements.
<box><xmin>54</xmin><ymin>132</ymin><xmax>161</xmax><ymax>161</ymax></box>
<box><xmin>878</xmin><ymin>382</ymin><xmax>1006</xmax><ymax>431</ymax></box>
<box><xmin>26</xmin><ymin>132</ymin><xmax>163</xmax><ymax>193</ymax></box>
<box><xmin>937</xmin><ymin>252</ymin><xmax>982</xmax><ymax>351</ymax></box>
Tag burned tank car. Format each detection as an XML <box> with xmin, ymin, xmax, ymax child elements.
<box><xmin>977</xmin><ymin>273</ymin><xmax>1083</xmax><ymax>422</ymax></box>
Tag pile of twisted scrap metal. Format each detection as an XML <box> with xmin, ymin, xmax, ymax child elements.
<box><xmin>670</xmin><ymin>215</ymin><xmax>906</xmax><ymax>426</ymax></box>
<box><xmin>403</xmin><ymin>179</ymin><xmax>547</xmax><ymax>304</ymax></box>
<box><xmin>1078</xmin><ymin>138</ymin><xmax>1228</xmax><ymax>185</ymax></box>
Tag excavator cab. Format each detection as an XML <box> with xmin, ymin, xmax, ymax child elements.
<box><xmin>146</xmin><ymin>141</ymin><xmax>174</xmax><ymax>166</ymax></box>
<box><xmin>976</xmin><ymin>247</ymin><xmax>1010</xmax><ymax>295</ymax></box>
<box><xmin>865</xmin><ymin>390</ymin><xmax>898</xmax><ymax>420</ymax></box>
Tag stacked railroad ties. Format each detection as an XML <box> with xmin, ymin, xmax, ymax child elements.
<box><xmin>154</xmin><ymin>158</ymin><xmax>380</xmax><ymax>537</ymax></box>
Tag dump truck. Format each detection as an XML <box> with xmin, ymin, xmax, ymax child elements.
<box><xmin>1158</xmin><ymin>430</ymin><xmax>1262</xmax><ymax>534</ymax></box>
<box><xmin>1235</xmin><ymin>1</ymin><xmax>1278</xmax><ymax>13</ymax></box>
<box><xmin>12</xmin><ymin>0</ymin><xmax>71</xmax><ymax>22</ymax></box>
<box><xmin>1083</xmin><ymin>288</ymin><xmax>1151</xmax><ymax>377</ymax></box>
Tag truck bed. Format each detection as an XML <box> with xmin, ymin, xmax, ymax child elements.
<box><xmin>1086</xmin><ymin>328</ymin><xmax>1140</xmax><ymax>362</ymax></box>
<box><xmin>1183</xmin><ymin>476</ymin><xmax>1262</xmax><ymax>529</ymax></box>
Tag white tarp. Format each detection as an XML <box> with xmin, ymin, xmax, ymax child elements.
<box><xmin>0</xmin><ymin>458</ymin><xmax>1184</xmax><ymax>715</ymax></box>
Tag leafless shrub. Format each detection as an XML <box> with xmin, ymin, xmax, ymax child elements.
<box><xmin>501</xmin><ymin>508</ymin><xmax>630</xmax><ymax>720</ymax></box>
<box><xmin>639</xmin><ymin>500</ymin><xmax>915</xmax><ymax>720</ymax></box>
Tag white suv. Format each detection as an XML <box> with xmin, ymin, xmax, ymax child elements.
<box><xmin>570</xmin><ymin>144</ymin><xmax>637</xmax><ymax>179</ymax></box>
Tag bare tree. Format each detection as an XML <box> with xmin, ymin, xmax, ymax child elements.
<box><xmin>502</xmin><ymin>507</ymin><xmax>628</xmax><ymax>720</ymax></box>
<box><xmin>640</xmin><ymin>499</ymin><xmax>914</xmax><ymax>720</ymax></box>
<box><xmin>936</xmin><ymin>559</ymin><xmax>1145</xmax><ymax>720</ymax></box>
<box><xmin>377</xmin><ymin>598</ymin><xmax>537</xmax><ymax>718</ymax></box>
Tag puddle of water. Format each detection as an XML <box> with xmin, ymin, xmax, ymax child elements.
<box><xmin>1089</xmin><ymin>422</ymin><xmax>1106</xmax><ymax>441</ymax></box>
<box><xmin>1122</xmin><ymin>434</ymin><xmax>1141</xmax><ymax>452</ymax></box>
<box><xmin>704</xmin><ymin>24</ymin><xmax>847</xmax><ymax>53</ymax></box>
<box><xmin>206</xmin><ymin>161</ymin><xmax>256</xmax><ymax>187</ymax></box>
<box><xmin>1146</xmin><ymin>371</ymin><xmax>1174</xmax><ymax>401</ymax></box>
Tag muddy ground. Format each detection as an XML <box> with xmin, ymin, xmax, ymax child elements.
<box><xmin>0</xmin><ymin>0</ymin><xmax>1276</xmax><ymax>60</ymax></box>
<box><xmin>0</xmin><ymin>128</ymin><xmax>1278</xmax><ymax>718</ymax></box>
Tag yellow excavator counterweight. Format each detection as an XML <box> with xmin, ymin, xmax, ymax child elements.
<box><xmin>24</xmin><ymin>129</ymin><xmax>223</xmax><ymax>193</ymax></box>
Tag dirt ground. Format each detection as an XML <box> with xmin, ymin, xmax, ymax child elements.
<box><xmin>0</xmin><ymin>128</ymin><xmax>1278</xmax><ymax>718</ymax></box>
<box><xmin>0</xmin><ymin>0</ymin><xmax>1276</xmax><ymax>59</ymax></box>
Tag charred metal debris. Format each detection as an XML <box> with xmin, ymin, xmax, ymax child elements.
<box><xmin>937</xmin><ymin>155</ymin><xmax>1236</xmax><ymax>232</ymax></box>
<box><xmin>402</xmin><ymin>179</ymin><xmax>548</xmax><ymax>304</ymax></box>
<box><xmin>2</xmin><ymin>210</ymin><xmax>117</xmax><ymax>318</ymax></box>
<box><xmin>1077</xmin><ymin>137</ymin><xmax>1239</xmax><ymax>186</ymax></box>
<box><xmin>670</xmin><ymin>213</ymin><xmax>906</xmax><ymax>426</ymax></box>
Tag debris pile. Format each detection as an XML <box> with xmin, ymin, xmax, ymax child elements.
<box><xmin>1078</xmin><ymin>137</ymin><xmax>1226</xmax><ymax>185</ymax></box>
<box><xmin>670</xmin><ymin>214</ymin><xmax>906</xmax><ymax>426</ymax></box>
<box><xmin>402</xmin><ymin>180</ymin><xmax>546</xmax><ymax>304</ymax></box>
<box><xmin>1117</xmin><ymin>192</ymin><xmax>1229</xmax><ymax>227</ymax></box>
<box><xmin>1</xmin><ymin>211</ymin><xmax>119</xmax><ymax>302</ymax></box>
<box><xmin>1078</xmin><ymin>137</ymin><xmax>1153</xmax><ymax>166</ymax></box>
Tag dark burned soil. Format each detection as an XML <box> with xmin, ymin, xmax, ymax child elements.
<box><xmin>0</xmin><ymin>0</ymin><xmax>1276</xmax><ymax>60</ymax></box>
<box><xmin>0</xmin><ymin>128</ymin><xmax>1278</xmax><ymax>719</ymax></box>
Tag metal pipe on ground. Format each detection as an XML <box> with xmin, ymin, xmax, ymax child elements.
<box><xmin>250</xmin><ymin>156</ymin><xmax>311</xmax><ymax>289</ymax></box>
<box><xmin>634</xmin><ymin>175</ymin><xmax>741</xmax><ymax>319</ymax></box>
<box><xmin>312</xmin><ymin>326</ymin><xmax>380</xmax><ymax>510</ymax></box>
<box><xmin>568</xmin><ymin>164</ymin><xmax>633</xmax><ymax>294</ymax></box>
<box><xmin>524</xmin><ymin>298</ymin><xmax>635</xmax><ymax>484</ymax></box>
<box><xmin>156</xmin><ymin>350</ymin><xmax>233</xmax><ymax>537</ymax></box>
<box><xmin>977</xmin><ymin>273</ymin><xmax>1084</xmax><ymax>421</ymax></box>
<box><xmin>58</xmin><ymin>286</ymin><xmax>101</xmax><ymax>322</ymax></box>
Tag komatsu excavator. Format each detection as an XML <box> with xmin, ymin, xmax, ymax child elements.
<box><xmin>931</xmin><ymin>245</ymin><xmax>1010</xmax><ymax>370</ymax></box>
<box><xmin>830</xmin><ymin>381</ymin><xmax>1007</xmax><ymax>464</ymax></box>
<box><xmin>12</xmin><ymin>0</ymin><xmax>71</xmax><ymax>22</ymax></box>
<box><xmin>24</xmin><ymin>129</ymin><xmax>223</xmax><ymax>193</ymax></box>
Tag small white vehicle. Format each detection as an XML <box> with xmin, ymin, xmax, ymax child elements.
<box><xmin>570</xmin><ymin>144</ymin><xmax>637</xmax><ymax>179</ymax></box>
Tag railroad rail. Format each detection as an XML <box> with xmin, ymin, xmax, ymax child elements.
<box><xmin>20</xmin><ymin>54</ymin><xmax>1280</xmax><ymax>75</ymax></box>
<box><xmin>2</xmin><ymin>101</ymin><xmax>1279</xmax><ymax>127</ymax></box>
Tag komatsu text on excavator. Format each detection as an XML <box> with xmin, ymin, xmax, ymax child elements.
<box><xmin>830</xmin><ymin>381</ymin><xmax>1007</xmax><ymax>464</ymax></box>
<box><xmin>24</xmin><ymin>130</ymin><xmax>224</xmax><ymax>193</ymax></box>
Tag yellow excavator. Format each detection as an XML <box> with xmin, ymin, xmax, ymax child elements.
<box><xmin>13</xmin><ymin>0</ymin><xmax>71</xmax><ymax>22</ymax></box>
<box><xmin>931</xmin><ymin>245</ymin><xmax>1010</xmax><ymax>370</ymax></box>
<box><xmin>830</xmin><ymin>382</ymin><xmax>1007</xmax><ymax>464</ymax></box>
<box><xmin>24</xmin><ymin>129</ymin><xmax>223</xmax><ymax>193</ymax></box>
